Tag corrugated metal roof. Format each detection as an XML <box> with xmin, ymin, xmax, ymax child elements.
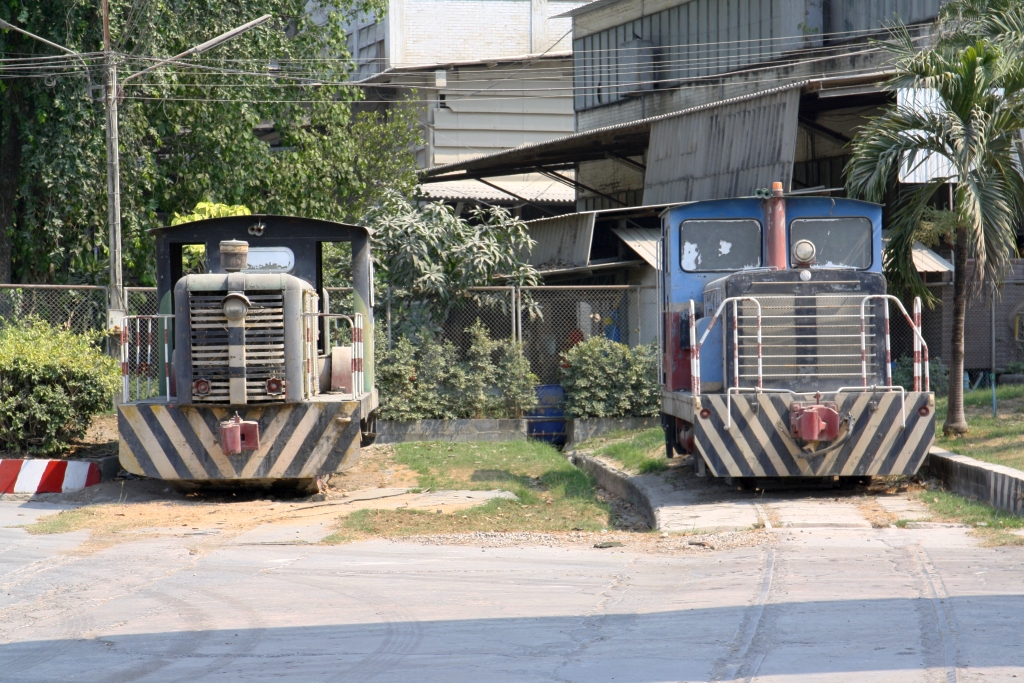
<box><xmin>897</xmin><ymin>88</ymin><xmax>957</xmax><ymax>184</ymax></box>
<box><xmin>612</xmin><ymin>227</ymin><xmax>660</xmax><ymax>269</ymax></box>
<box><xmin>643</xmin><ymin>87</ymin><xmax>801</xmax><ymax>203</ymax></box>
<box><xmin>912</xmin><ymin>242</ymin><xmax>954</xmax><ymax>273</ymax></box>
<box><xmin>882</xmin><ymin>237</ymin><xmax>954</xmax><ymax>273</ymax></box>
<box><xmin>420</xmin><ymin>81</ymin><xmax>811</xmax><ymax>182</ymax></box>
<box><xmin>526</xmin><ymin>213</ymin><xmax>596</xmax><ymax>268</ymax></box>
<box><xmin>419</xmin><ymin>180</ymin><xmax>575</xmax><ymax>203</ymax></box>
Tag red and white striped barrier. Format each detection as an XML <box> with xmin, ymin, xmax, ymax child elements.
<box><xmin>0</xmin><ymin>459</ymin><xmax>101</xmax><ymax>495</ymax></box>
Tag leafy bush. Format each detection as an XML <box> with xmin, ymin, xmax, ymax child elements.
<box><xmin>377</xmin><ymin>320</ymin><xmax>538</xmax><ymax>420</ymax></box>
<box><xmin>892</xmin><ymin>355</ymin><xmax>950</xmax><ymax>397</ymax></box>
<box><xmin>560</xmin><ymin>337</ymin><xmax>660</xmax><ymax>418</ymax></box>
<box><xmin>0</xmin><ymin>320</ymin><xmax>120</xmax><ymax>455</ymax></box>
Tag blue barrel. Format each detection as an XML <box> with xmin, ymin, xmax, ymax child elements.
<box><xmin>526</xmin><ymin>385</ymin><xmax>566</xmax><ymax>445</ymax></box>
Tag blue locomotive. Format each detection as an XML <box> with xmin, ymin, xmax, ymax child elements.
<box><xmin>660</xmin><ymin>184</ymin><xmax>934</xmax><ymax>478</ymax></box>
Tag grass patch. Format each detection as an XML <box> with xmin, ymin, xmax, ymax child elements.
<box><xmin>918</xmin><ymin>488</ymin><xmax>1024</xmax><ymax>545</ymax></box>
<box><xmin>25</xmin><ymin>507</ymin><xmax>103</xmax><ymax>535</ymax></box>
<box><xmin>588</xmin><ymin>428</ymin><xmax>667</xmax><ymax>474</ymax></box>
<box><xmin>325</xmin><ymin>440</ymin><xmax>613</xmax><ymax>540</ymax></box>
<box><xmin>935</xmin><ymin>385</ymin><xmax>1024</xmax><ymax>471</ymax></box>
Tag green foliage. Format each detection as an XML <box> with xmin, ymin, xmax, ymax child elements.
<box><xmin>591</xmin><ymin>428</ymin><xmax>667</xmax><ymax>474</ymax></box>
<box><xmin>366</xmin><ymin>193</ymin><xmax>540</xmax><ymax>337</ymax></box>
<box><xmin>846</xmin><ymin>26</ymin><xmax>1024</xmax><ymax>302</ymax></box>
<box><xmin>1002</xmin><ymin>360</ymin><xmax>1024</xmax><ymax>375</ymax></box>
<box><xmin>376</xmin><ymin>321</ymin><xmax>538</xmax><ymax>420</ymax></box>
<box><xmin>560</xmin><ymin>337</ymin><xmax>660</xmax><ymax>418</ymax></box>
<box><xmin>0</xmin><ymin>320</ymin><xmax>119</xmax><ymax>455</ymax></box>
<box><xmin>0</xmin><ymin>0</ymin><xmax>419</xmax><ymax>285</ymax></box>
<box><xmin>892</xmin><ymin>355</ymin><xmax>950</xmax><ymax>397</ymax></box>
<box><xmin>170</xmin><ymin>201</ymin><xmax>251</xmax><ymax>226</ymax></box>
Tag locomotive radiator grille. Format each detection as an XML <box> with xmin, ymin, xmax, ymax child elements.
<box><xmin>733</xmin><ymin>295</ymin><xmax>880</xmax><ymax>384</ymax></box>
<box><xmin>189</xmin><ymin>292</ymin><xmax>286</xmax><ymax>402</ymax></box>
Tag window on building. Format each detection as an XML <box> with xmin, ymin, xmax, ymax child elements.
<box><xmin>790</xmin><ymin>217</ymin><xmax>872</xmax><ymax>269</ymax></box>
<box><xmin>679</xmin><ymin>219</ymin><xmax>761</xmax><ymax>271</ymax></box>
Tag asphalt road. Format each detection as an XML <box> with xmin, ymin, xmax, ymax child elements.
<box><xmin>2</xmin><ymin>495</ymin><xmax>1023</xmax><ymax>682</ymax></box>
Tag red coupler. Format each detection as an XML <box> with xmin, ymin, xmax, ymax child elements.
<box><xmin>790</xmin><ymin>402</ymin><xmax>841</xmax><ymax>442</ymax></box>
<box><xmin>219</xmin><ymin>413</ymin><xmax>260</xmax><ymax>455</ymax></box>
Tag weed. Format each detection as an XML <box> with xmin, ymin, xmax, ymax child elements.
<box><xmin>590</xmin><ymin>428</ymin><xmax>667</xmax><ymax>474</ymax></box>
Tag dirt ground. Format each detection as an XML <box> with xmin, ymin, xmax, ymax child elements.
<box><xmin>16</xmin><ymin>443</ymin><xmax>702</xmax><ymax>552</ymax></box>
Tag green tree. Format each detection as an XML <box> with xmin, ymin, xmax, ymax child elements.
<box><xmin>0</xmin><ymin>0</ymin><xmax>420</xmax><ymax>285</ymax></box>
<box><xmin>845</xmin><ymin>25</ymin><xmax>1024</xmax><ymax>435</ymax></box>
<box><xmin>366</xmin><ymin>192</ymin><xmax>540</xmax><ymax>337</ymax></box>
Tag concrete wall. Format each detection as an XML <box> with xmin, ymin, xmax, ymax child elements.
<box><xmin>431</xmin><ymin>62</ymin><xmax>576</xmax><ymax>165</ymax></box>
<box><xmin>377</xmin><ymin>419</ymin><xmax>528</xmax><ymax>443</ymax></box>
<box><xmin>347</xmin><ymin>0</ymin><xmax>583</xmax><ymax>72</ymax></box>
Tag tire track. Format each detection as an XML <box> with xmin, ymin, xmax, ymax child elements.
<box><xmin>909</xmin><ymin>544</ymin><xmax>960</xmax><ymax>683</ymax></box>
<box><xmin>710</xmin><ymin>547</ymin><xmax>776</xmax><ymax>683</ymax></box>
<box><xmin>267</xmin><ymin>567</ymin><xmax>425</xmax><ymax>682</ymax></box>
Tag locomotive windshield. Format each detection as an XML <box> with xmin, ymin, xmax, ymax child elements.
<box><xmin>243</xmin><ymin>246</ymin><xmax>295</xmax><ymax>273</ymax></box>
<box><xmin>679</xmin><ymin>219</ymin><xmax>761</xmax><ymax>272</ymax></box>
<box><xmin>790</xmin><ymin>217</ymin><xmax>872</xmax><ymax>269</ymax></box>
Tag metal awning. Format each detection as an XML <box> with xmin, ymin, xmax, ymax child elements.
<box><xmin>882</xmin><ymin>237</ymin><xmax>954</xmax><ymax>273</ymax></box>
<box><xmin>911</xmin><ymin>242</ymin><xmax>954</xmax><ymax>273</ymax></box>
<box><xmin>420</xmin><ymin>82</ymin><xmax>810</xmax><ymax>184</ymax></box>
<box><xmin>612</xmin><ymin>227</ymin><xmax>660</xmax><ymax>269</ymax></box>
<box><xmin>419</xmin><ymin>73</ymin><xmax>893</xmax><ymax>188</ymax></box>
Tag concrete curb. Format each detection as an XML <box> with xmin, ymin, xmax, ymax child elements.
<box><xmin>565</xmin><ymin>417</ymin><xmax>661</xmax><ymax>448</ymax></box>
<box><xmin>0</xmin><ymin>459</ymin><xmax>102</xmax><ymax>494</ymax></box>
<box><xmin>376</xmin><ymin>419</ymin><xmax>528</xmax><ymax>444</ymax></box>
<box><xmin>566</xmin><ymin>450</ymin><xmax>660</xmax><ymax>529</ymax></box>
<box><xmin>926</xmin><ymin>448</ymin><xmax>1024</xmax><ymax>516</ymax></box>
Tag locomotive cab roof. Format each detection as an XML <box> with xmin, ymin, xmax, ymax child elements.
<box><xmin>151</xmin><ymin>214</ymin><xmax>373</xmax><ymax>302</ymax></box>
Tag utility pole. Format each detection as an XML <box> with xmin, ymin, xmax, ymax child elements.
<box><xmin>2</xmin><ymin>10</ymin><xmax>271</xmax><ymax>325</ymax></box>
<box><xmin>101</xmin><ymin>0</ymin><xmax>125</xmax><ymax>321</ymax></box>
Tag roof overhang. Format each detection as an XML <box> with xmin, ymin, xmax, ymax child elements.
<box><xmin>355</xmin><ymin>51</ymin><xmax>573</xmax><ymax>84</ymax></box>
<box><xmin>419</xmin><ymin>73</ymin><xmax>894</xmax><ymax>185</ymax></box>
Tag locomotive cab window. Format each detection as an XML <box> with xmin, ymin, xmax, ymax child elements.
<box><xmin>680</xmin><ymin>219</ymin><xmax>761</xmax><ymax>272</ymax></box>
<box><xmin>790</xmin><ymin>217</ymin><xmax>872</xmax><ymax>269</ymax></box>
<box><xmin>242</xmin><ymin>246</ymin><xmax>294</xmax><ymax>273</ymax></box>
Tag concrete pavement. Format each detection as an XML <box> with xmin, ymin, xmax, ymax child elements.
<box><xmin>2</xmin><ymin>491</ymin><xmax>1023</xmax><ymax>682</ymax></box>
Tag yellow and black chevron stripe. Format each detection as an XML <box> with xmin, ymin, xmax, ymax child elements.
<box><xmin>118</xmin><ymin>400</ymin><xmax>361</xmax><ymax>481</ymax></box>
<box><xmin>694</xmin><ymin>392</ymin><xmax>934</xmax><ymax>478</ymax></box>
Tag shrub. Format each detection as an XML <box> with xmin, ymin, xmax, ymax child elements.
<box><xmin>560</xmin><ymin>337</ymin><xmax>660</xmax><ymax>418</ymax></box>
<box><xmin>377</xmin><ymin>320</ymin><xmax>538</xmax><ymax>420</ymax></box>
<box><xmin>0</xmin><ymin>320</ymin><xmax>120</xmax><ymax>456</ymax></box>
<box><xmin>892</xmin><ymin>355</ymin><xmax>950</xmax><ymax>397</ymax></box>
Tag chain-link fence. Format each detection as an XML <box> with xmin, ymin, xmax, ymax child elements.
<box><xmin>0</xmin><ymin>284</ymin><xmax>108</xmax><ymax>335</ymax></box>
<box><xmin>520</xmin><ymin>286</ymin><xmax>642</xmax><ymax>384</ymax></box>
<box><xmin>126</xmin><ymin>287</ymin><xmax>159</xmax><ymax>317</ymax></box>
<box><xmin>439</xmin><ymin>287</ymin><xmax>517</xmax><ymax>356</ymax></box>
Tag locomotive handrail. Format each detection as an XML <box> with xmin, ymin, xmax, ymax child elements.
<box><xmin>689</xmin><ymin>296</ymin><xmax>762</xmax><ymax>396</ymax></box>
<box><xmin>302</xmin><ymin>311</ymin><xmax>364</xmax><ymax>397</ymax></box>
<box><xmin>858</xmin><ymin>295</ymin><xmax>930</xmax><ymax>393</ymax></box>
<box><xmin>120</xmin><ymin>314</ymin><xmax>174</xmax><ymax>404</ymax></box>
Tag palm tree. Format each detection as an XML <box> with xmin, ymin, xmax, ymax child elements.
<box><xmin>845</xmin><ymin>28</ymin><xmax>1024</xmax><ymax>435</ymax></box>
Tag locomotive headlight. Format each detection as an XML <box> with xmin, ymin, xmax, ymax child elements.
<box><xmin>792</xmin><ymin>239</ymin><xmax>816</xmax><ymax>266</ymax></box>
<box><xmin>222</xmin><ymin>293</ymin><xmax>250</xmax><ymax>321</ymax></box>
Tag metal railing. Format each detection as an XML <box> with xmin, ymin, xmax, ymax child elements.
<box><xmin>303</xmin><ymin>311</ymin><xmax>364</xmax><ymax>399</ymax></box>
<box><xmin>688</xmin><ymin>294</ymin><xmax>930</xmax><ymax>397</ymax></box>
<box><xmin>120</xmin><ymin>314</ymin><xmax>174</xmax><ymax>404</ymax></box>
<box><xmin>859</xmin><ymin>295</ymin><xmax>930</xmax><ymax>392</ymax></box>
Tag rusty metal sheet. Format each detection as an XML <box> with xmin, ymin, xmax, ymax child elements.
<box><xmin>525</xmin><ymin>212</ymin><xmax>596</xmax><ymax>269</ymax></box>
<box><xmin>642</xmin><ymin>86</ymin><xmax>802</xmax><ymax>205</ymax></box>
